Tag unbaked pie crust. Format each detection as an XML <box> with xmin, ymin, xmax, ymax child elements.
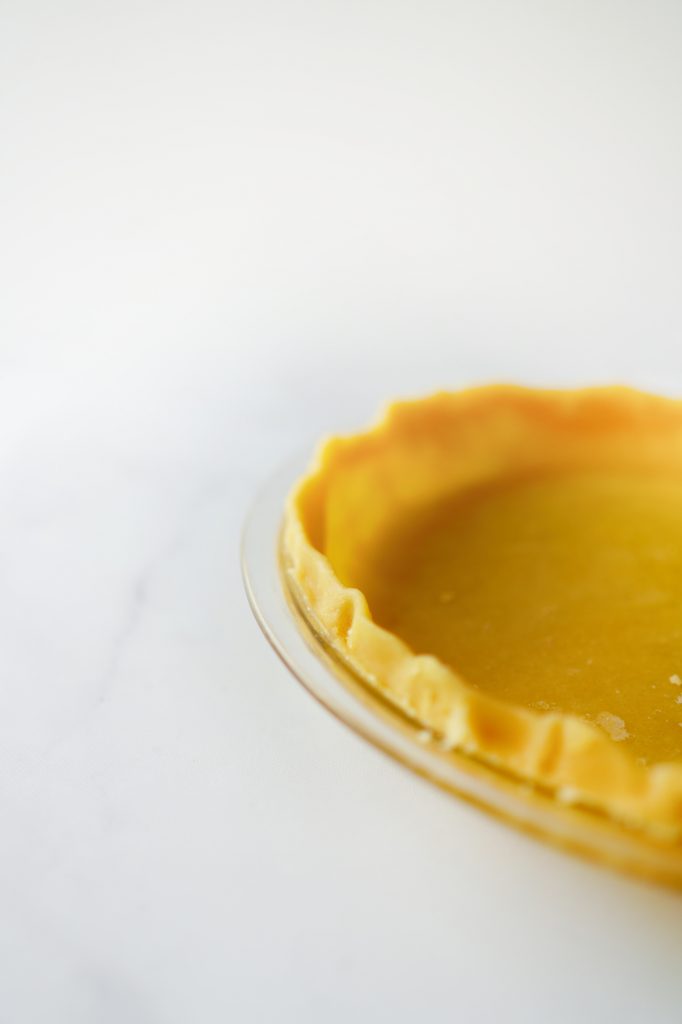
<box><xmin>283</xmin><ymin>387</ymin><xmax>682</xmax><ymax>844</ymax></box>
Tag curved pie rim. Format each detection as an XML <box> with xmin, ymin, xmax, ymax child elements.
<box><xmin>283</xmin><ymin>385</ymin><xmax>682</xmax><ymax>843</ymax></box>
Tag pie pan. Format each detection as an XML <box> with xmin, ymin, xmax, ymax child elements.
<box><xmin>242</xmin><ymin>427</ymin><xmax>682</xmax><ymax>889</ymax></box>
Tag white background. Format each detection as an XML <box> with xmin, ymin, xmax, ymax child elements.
<box><xmin>2</xmin><ymin>2</ymin><xmax>682</xmax><ymax>1021</ymax></box>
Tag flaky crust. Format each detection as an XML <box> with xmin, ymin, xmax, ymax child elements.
<box><xmin>283</xmin><ymin>386</ymin><xmax>682</xmax><ymax>842</ymax></box>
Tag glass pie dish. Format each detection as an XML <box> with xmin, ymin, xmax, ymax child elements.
<box><xmin>243</xmin><ymin>438</ymin><xmax>682</xmax><ymax>889</ymax></box>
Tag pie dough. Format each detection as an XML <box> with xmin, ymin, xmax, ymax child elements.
<box><xmin>283</xmin><ymin>386</ymin><xmax>682</xmax><ymax>842</ymax></box>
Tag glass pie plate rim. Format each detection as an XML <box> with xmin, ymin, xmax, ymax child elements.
<box><xmin>241</xmin><ymin>452</ymin><xmax>682</xmax><ymax>889</ymax></box>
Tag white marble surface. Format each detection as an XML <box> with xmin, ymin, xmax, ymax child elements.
<box><xmin>2</xmin><ymin>2</ymin><xmax>682</xmax><ymax>1021</ymax></box>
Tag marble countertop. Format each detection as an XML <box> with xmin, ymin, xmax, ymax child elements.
<box><xmin>2</xmin><ymin>3</ymin><xmax>682</xmax><ymax>1021</ymax></box>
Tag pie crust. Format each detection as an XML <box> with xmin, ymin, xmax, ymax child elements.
<box><xmin>282</xmin><ymin>386</ymin><xmax>682</xmax><ymax>843</ymax></box>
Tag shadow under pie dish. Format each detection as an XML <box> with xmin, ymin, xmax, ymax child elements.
<box><xmin>282</xmin><ymin>386</ymin><xmax>682</xmax><ymax>859</ymax></box>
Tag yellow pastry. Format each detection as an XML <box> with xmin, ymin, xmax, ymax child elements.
<box><xmin>283</xmin><ymin>386</ymin><xmax>682</xmax><ymax>846</ymax></box>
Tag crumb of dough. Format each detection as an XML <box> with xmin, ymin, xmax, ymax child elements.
<box><xmin>595</xmin><ymin>712</ymin><xmax>629</xmax><ymax>742</ymax></box>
